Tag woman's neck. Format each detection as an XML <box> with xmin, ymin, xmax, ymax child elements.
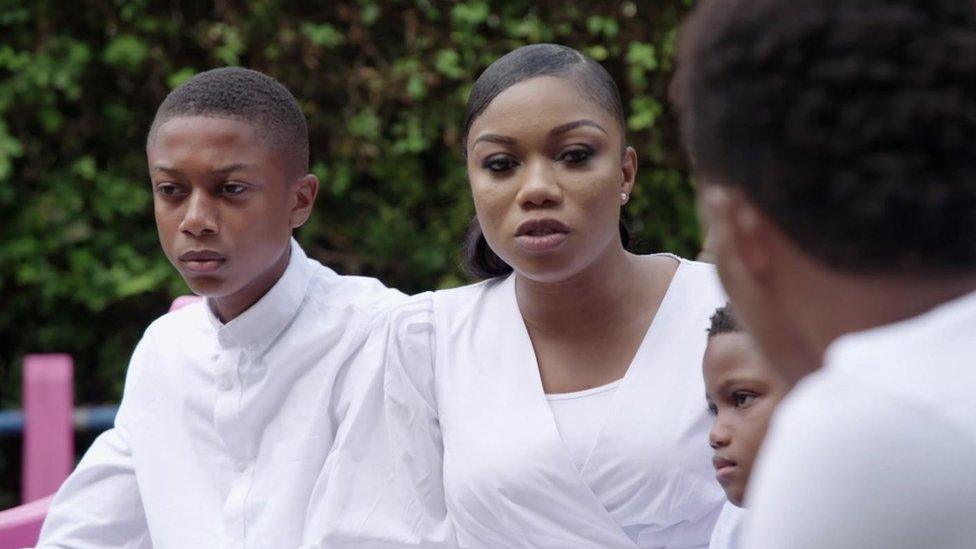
<box><xmin>515</xmin><ymin>245</ymin><xmax>649</xmax><ymax>336</ymax></box>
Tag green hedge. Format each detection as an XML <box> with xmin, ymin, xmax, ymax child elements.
<box><xmin>0</xmin><ymin>0</ymin><xmax>700</xmax><ymax>412</ymax></box>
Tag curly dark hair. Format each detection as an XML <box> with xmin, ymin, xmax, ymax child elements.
<box><xmin>673</xmin><ymin>0</ymin><xmax>976</xmax><ymax>274</ymax></box>
<box><xmin>707</xmin><ymin>303</ymin><xmax>739</xmax><ymax>337</ymax></box>
<box><xmin>148</xmin><ymin>67</ymin><xmax>309</xmax><ymax>175</ymax></box>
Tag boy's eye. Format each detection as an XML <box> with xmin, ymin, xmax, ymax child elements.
<box><xmin>220</xmin><ymin>182</ymin><xmax>247</xmax><ymax>195</ymax></box>
<box><xmin>732</xmin><ymin>391</ymin><xmax>757</xmax><ymax>408</ymax></box>
<box><xmin>155</xmin><ymin>183</ymin><xmax>184</xmax><ymax>197</ymax></box>
<box><xmin>558</xmin><ymin>147</ymin><xmax>594</xmax><ymax>164</ymax></box>
<box><xmin>483</xmin><ymin>155</ymin><xmax>518</xmax><ymax>173</ymax></box>
<box><xmin>707</xmin><ymin>403</ymin><xmax>718</xmax><ymax>416</ymax></box>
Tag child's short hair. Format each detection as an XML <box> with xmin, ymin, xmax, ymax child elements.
<box><xmin>707</xmin><ymin>303</ymin><xmax>739</xmax><ymax>337</ymax></box>
<box><xmin>148</xmin><ymin>67</ymin><xmax>309</xmax><ymax>174</ymax></box>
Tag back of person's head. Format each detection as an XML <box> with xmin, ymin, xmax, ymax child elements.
<box><xmin>462</xmin><ymin>44</ymin><xmax>631</xmax><ymax>279</ymax></box>
<box><xmin>673</xmin><ymin>0</ymin><xmax>976</xmax><ymax>275</ymax></box>
<box><xmin>149</xmin><ymin>67</ymin><xmax>309</xmax><ymax>176</ymax></box>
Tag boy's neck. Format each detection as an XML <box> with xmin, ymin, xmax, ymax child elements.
<box><xmin>211</xmin><ymin>245</ymin><xmax>292</xmax><ymax>323</ymax></box>
<box><xmin>788</xmin><ymin>271</ymin><xmax>976</xmax><ymax>383</ymax></box>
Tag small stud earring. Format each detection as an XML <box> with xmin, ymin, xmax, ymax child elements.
<box><xmin>621</xmin><ymin>192</ymin><xmax>629</xmax><ymax>204</ymax></box>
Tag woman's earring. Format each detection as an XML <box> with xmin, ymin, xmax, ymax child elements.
<box><xmin>621</xmin><ymin>192</ymin><xmax>629</xmax><ymax>204</ymax></box>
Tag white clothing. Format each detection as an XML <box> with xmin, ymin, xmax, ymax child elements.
<box><xmin>37</xmin><ymin>240</ymin><xmax>406</xmax><ymax>549</ymax></box>
<box><xmin>547</xmin><ymin>380</ymin><xmax>621</xmax><ymax>471</ymax></box>
<box><xmin>744</xmin><ymin>289</ymin><xmax>976</xmax><ymax>549</ymax></box>
<box><xmin>708</xmin><ymin>502</ymin><xmax>746</xmax><ymax>549</ymax></box>
<box><xmin>348</xmin><ymin>257</ymin><xmax>727</xmax><ymax>548</ymax></box>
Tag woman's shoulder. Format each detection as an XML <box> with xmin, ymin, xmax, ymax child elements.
<box><xmin>429</xmin><ymin>274</ymin><xmax>511</xmax><ymax>313</ymax></box>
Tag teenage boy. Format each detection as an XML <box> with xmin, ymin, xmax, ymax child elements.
<box><xmin>37</xmin><ymin>67</ymin><xmax>405</xmax><ymax>548</ymax></box>
<box><xmin>703</xmin><ymin>305</ymin><xmax>789</xmax><ymax>549</ymax></box>
<box><xmin>673</xmin><ymin>1</ymin><xmax>976</xmax><ymax>548</ymax></box>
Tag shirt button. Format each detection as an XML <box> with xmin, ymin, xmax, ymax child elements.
<box><xmin>218</xmin><ymin>376</ymin><xmax>233</xmax><ymax>391</ymax></box>
<box><xmin>211</xmin><ymin>353</ymin><xmax>219</xmax><ymax>362</ymax></box>
<box><xmin>235</xmin><ymin>461</ymin><xmax>249</xmax><ymax>472</ymax></box>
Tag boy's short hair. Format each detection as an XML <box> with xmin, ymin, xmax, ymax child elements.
<box><xmin>708</xmin><ymin>303</ymin><xmax>739</xmax><ymax>337</ymax></box>
<box><xmin>148</xmin><ymin>67</ymin><xmax>309</xmax><ymax>174</ymax></box>
<box><xmin>673</xmin><ymin>0</ymin><xmax>976</xmax><ymax>275</ymax></box>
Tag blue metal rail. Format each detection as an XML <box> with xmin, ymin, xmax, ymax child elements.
<box><xmin>0</xmin><ymin>405</ymin><xmax>119</xmax><ymax>436</ymax></box>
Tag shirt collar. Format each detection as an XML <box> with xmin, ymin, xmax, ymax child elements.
<box><xmin>205</xmin><ymin>238</ymin><xmax>311</xmax><ymax>354</ymax></box>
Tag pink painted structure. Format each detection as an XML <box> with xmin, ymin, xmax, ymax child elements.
<box><xmin>0</xmin><ymin>296</ymin><xmax>201</xmax><ymax>548</ymax></box>
<box><xmin>22</xmin><ymin>354</ymin><xmax>74</xmax><ymax>504</ymax></box>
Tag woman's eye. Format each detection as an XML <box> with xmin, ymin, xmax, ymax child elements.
<box><xmin>559</xmin><ymin>147</ymin><xmax>594</xmax><ymax>164</ymax></box>
<box><xmin>483</xmin><ymin>156</ymin><xmax>518</xmax><ymax>173</ymax></box>
<box><xmin>220</xmin><ymin>183</ymin><xmax>247</xmax><ymax>195</ymax></box>
<box><xmin>732</xmin><ymin>392</ymin><xmax>757</xmax><ymax>408</ymax></box>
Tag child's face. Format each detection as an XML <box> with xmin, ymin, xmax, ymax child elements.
<box><xmin>703</xmin><ymin>332</ymin><xmax>789</xmax><ymax>507</ymax></box>
<box><xmin>147</xmin><ymin>116</ymin><xmax>316</xmax><ymax>320</ymax></box>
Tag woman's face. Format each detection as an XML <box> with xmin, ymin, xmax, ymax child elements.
<box><xmin>466</xmin><ymin>76</ymin><xmax>637</xmax><ymax>283</ymax></box>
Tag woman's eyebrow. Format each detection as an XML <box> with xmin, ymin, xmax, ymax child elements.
<box><xmin>550</xmin><ymin>119</ymin><xmax>608</xmax><ymax>136</ymax></box>
<box><xmin>472</xmin><ymin>134</ymin><xmax>517</xmax><ymax>148</ymax></box>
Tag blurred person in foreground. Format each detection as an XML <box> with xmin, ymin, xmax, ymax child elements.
<box><xmin>672</xmin><ymin>1</ymin><xmax>976</xmax><ymax>548</ymax></box>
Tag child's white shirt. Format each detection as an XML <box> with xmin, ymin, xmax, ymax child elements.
<box><xmin>37</xmin><ymin>240</ymin><xmax>406</xmax><ymax>549</ymax></box>
<box><xmin>709</xmin><ymin>502</ymin><xmax>747</xmax><ymax>549</ymax></box>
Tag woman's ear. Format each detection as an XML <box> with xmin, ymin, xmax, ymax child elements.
<box><xmin>621</xmin><ymin>146</ymin><xmax>638</xmax><ymax>196</ymax></box>
<box><xmin>290</xmin><ymin>174</ymin><xmax>319</xmax><ymax>229</ymax></box>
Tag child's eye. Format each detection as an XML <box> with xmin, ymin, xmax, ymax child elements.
<box><xmin>483</xmin><ymin>155</ymin><xmax>518</xmax><ymax>173</ymax></box>
<box><xmin>558</xmin><ymin>147</ymin><xmax>594</xmax><ymax>164</ymax></box>
<box><xmin>707</xmin><ymin>403</ymin><xmax>718</xmax><ymax>416</ymax></box>
<box><xmin>220</xmin><ymin>182</ymin><xmax>248</xmax><ymax>195</ymax></box>
<box><xmin>732</xmin><ymin>391</ymin><xmax>757</xmax><ymax>408</ymax></box>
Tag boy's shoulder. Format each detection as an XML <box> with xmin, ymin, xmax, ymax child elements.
<box><xmin>302</xmin><ymin>257</ymin><xmax>408</xmax><ymax>321</ymax></box>
<box><xmin>141</xmin><ymin>299</ymin><xmax>211</xmax><ymax>344</ymax></box>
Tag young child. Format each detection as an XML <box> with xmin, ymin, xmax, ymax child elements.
<box><xmin>703</xmin><ymin>304</ymin><xmax>789</xmax><ymax>549</ymax></box>
<box><xmin>35</xmin><ymin>67</ymin><xmax>406</xmax><ymax>548</ymax></box>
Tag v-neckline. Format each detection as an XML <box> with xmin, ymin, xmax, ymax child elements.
<box><xmin>502</xmin><ymin>257</ymin><xmax>687</xmax><ymax>539</ymax></box>
<box><xmin>513</xmin><ymin>254</ymin><xmax>684</xmax><ymax>403</ymax></box>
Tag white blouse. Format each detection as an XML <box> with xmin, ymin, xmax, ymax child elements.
<box><xmin>547</xmin><ymin>380</ymin><xmax>621</xmax><ymax>471</ymax></box>
<box><xmin>333</xmin><ymin>257</ymin><xmax>727</xmax><ymax>548</ymax></box>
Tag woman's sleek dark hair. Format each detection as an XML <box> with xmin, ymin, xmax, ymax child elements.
<box><xmin>462</xmin><ymin>44</ymin><xmax>632</xmax><ymax>279</ymax></box>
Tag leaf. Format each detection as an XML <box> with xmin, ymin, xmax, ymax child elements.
<box><xmin>103</xmin><ymin>34</ymin><xmax>149</xmax><ymax>72</ymax></box>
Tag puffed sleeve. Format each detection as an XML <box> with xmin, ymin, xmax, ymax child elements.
<box><xmin>302</xmin><ymin>293</ymin><xmax>456</xmax><ymax>548</ymax></box>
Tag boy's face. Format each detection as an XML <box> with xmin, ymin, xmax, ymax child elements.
<box><xmin>703</xmin><ymin>332</ymin><xmax>789</xmax><ymax>507</ymax></box>
<box><xmin>147</xmin><ymin>116</ymin><xmax>317</xmax><ymax>321</ymax></box>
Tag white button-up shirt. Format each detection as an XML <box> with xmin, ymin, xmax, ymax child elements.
<box><xmin>744</xmin><ymin>289</ymin><xmax>976</xmax><ymax>549</ymax></box>
<box><xmin>37</xmin><ymin>240</ymin><xmax>406</xmax><ymax>549</ymax></box>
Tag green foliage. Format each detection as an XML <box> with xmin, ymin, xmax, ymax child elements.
<box><xmin>0</xmin><ymin>0</ymin><xmax>700</xmax><ymax>415</ymax></box>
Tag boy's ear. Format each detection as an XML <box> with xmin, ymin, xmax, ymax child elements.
<box><xmin>289</xmin><ymin>174</ymin><xmax>319</xmax><ymax>229</ymax></box>
<box><xmin>700</xmin><ymin>185</ymin><xmax>773</xmax><ymax>282</ymax></box>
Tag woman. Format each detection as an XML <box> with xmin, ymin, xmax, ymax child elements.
<box><xmin>306</xmin><ymin>44</ymin><xmax>726</xmax><ymax>548</ymax></box>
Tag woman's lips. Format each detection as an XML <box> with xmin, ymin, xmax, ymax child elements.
<box><xmin>515</xmin><ymin>232</ymin><xmax>569</xmax><ymax>252</ymax></box>
<box><xmin>514</xmin><ymin>218</ymin><xmax>571</xmax><ymax>253</ymax></box>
